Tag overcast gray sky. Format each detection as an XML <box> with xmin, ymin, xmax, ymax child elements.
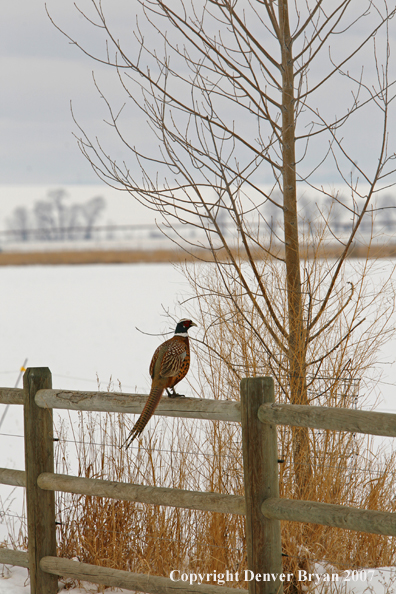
<box><xmin>1</xmin><ymin>2</ymin><xmax>112</xmax><ymax>184</ymax></box>
<box><xmin>1</xmin><ymin>1</ymin><xmax>395</xmax><ymax>188</ymax></box>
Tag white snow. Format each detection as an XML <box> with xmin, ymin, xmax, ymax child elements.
<box><xmin>0</xmin><ymin>565</ymin><xmax>132</xmax><ymax>593</ymax></box>
<box><xmin>0</xmin><ymin>261</ymin><xmax>396</xmax><ymax>593</ymax></box>
<box><xmin>0</xmin><ymin>262</ymin><xmax>191</xmax><ymax>593</ymax></box>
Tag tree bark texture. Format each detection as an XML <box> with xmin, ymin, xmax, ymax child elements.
<box><xmin>279</xmin><ymin>0</ymin><xmax>312</xmax><ymax>498</ymax></box>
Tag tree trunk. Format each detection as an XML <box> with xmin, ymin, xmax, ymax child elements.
<box><xmin>279</xmin><ymin>0</ymin><xmax>312</xmax><ymax>498</ymax></box>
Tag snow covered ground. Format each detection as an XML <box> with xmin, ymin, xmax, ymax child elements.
<box><xmin>0</xmin><ymin>565</ymin><xmax>132</xmax><ymax>593</ymax></box>
<box><xmin>0</xmin><ymin>260</ymin><xmax>396</xmax><ymax>593</ymax></box>
<box><xmin>0</xmin><ymin>262</ymin><xmax>191</xmax><ymax>507</ymax></box>
<box><xmin>0</xmin><ymin>262</ymin><xmax>191</xmax><ymax>593</ymax></box>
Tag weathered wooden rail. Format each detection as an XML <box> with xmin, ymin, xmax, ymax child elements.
<box><xmin>1</xmin><ymin>369</ymin><xmax>396</xmax><ymax>594</ymax></box>
<box><xmin>0</xmin><ymin>368</ymin><xmax>251</xmax><ymax>594</ymax></box>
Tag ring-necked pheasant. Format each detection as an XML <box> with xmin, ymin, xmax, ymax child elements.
<box><xmin>124</xmin><ymin>319</ymin><xmax>197</xmax><ymax>449</ymax></box>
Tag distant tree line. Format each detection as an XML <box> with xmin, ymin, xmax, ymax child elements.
<box><xmin>5</xmin><ymin>189</ymin><xmax>395</xmax><ymax>245</ymax></box>
<box><xmin>264</xmin><ymin>193</ymin><xmax>396</xmax><ymax>238</ymax></box>
<box><xmin>6</xmin><ymin>189</ymin><xmax>106</xmax><ymax>242</ymax></box>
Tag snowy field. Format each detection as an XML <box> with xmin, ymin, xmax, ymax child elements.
<box><xmin>0</xmin><ymin>260</ymin><xmax>396</xmax><ymax>593</ymax></box>
<box><xmin>0</xmin><ymin>262</ymin><xmax>192</xmax><ymax>593</ymax></box>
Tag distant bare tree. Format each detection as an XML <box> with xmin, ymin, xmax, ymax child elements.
<box><xmin>6</xmin><ymin>207</ymin><xmax>31</xmax><ymax>242</ymax></box>
<box><xmin>7</xmin><ymin>190</ymin><xmax>105</xmax><ymax>242</ymax></box>
<box><xmin>34</xmin><ymin>190</ymin><xmax>63</xmax><ymax>241</ymax></box>
<box><xmin>50</xmin><ymin>0</ymin><xmax>396</xmax><ymax>507</ymax></box>
<box><xmin>79</xmin><ymin>196</ymin><xmax>106</xmax><ymax>239</ymax></box>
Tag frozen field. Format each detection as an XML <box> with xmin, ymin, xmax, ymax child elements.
<box><xmin>0</xmin><ymin>262</ymin><xmax>192</xmax><ymax>469</ymax></box>
<box><xmin>0</xmin><ymin>262</ymin><xmax>191</xmax><ymax>393</ymax></box>
<box><xmin>0</xmin><ymin>260</ymin><xmax>396</xmax><ymax>593</ymax></box>
<box><xmin>0</xmin><ymin>262</ymin><xmax>192</xmax><ymax>592</ymax></box>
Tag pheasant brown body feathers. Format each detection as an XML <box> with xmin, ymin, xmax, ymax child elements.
<box><xmin>124</xmin><ymin>319</ymin><xmax>196</xmax><ymax>449</ymax></box>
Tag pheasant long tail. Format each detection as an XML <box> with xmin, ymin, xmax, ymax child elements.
<box><xmin>124</xmin><ymin>385</ymin><xmax>165</xmax><ymax>449</ymax></box>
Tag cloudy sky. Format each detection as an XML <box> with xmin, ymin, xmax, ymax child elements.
<box><xmin>1</xmin><ymin>3</ymin><xmax>107</xmax><ymax>184</ymax></box>
<box><xmin>0</xmin><ymin>2</ymin><xmax>153</xmax><ymax>225</ymax></box>
<box><xmin>1</xmin><ymin>1</ymin><xmax>395</xmax><ymax>190</ymax></box>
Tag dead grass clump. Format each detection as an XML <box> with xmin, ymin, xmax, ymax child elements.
<box><xmin>2</xmin><ymin>372</ymin><xmax>396</xmax><ymax>592</ymax></box>
<box><xmin>180</xmin><ymin>256</ymin><xmax>396</xmax><ymax>592</ymax></box>
<box><xmin>52</xmin><ymin>407</ymin><xmax>246</xmax><ymax>590</ymax></box>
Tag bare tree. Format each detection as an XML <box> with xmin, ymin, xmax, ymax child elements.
<box><xmin>7</xmin><ymin>190</ymin><xmax>106</xmax><ymax>242</ymax></box>
<box><xmin>49</xmin><ymin>0</ymin><xmax>396</xmax><ymax>500</ymax></box>
<box><xmin>6</xmin><ymin>206</ymin><xmax>31</xmax><ymax>241</ymax></box>
<box><xmin>79</xmin><ymin>196</ymin><xmax>106</xmax><ymax>239</ymax></box>
<box><xmin>34</xmin><ymin>189</ymin><xmax>69</xmax><ymax>241</ymax></box>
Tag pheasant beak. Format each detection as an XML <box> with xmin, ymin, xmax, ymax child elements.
<box><xmin>190</xmin><ymin>321</ymin><xmax>197</xmax><ymax>327</ymax></box>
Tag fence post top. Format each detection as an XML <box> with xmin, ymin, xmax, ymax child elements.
<box><xmin>240</xmin><ymin>376</ymin><xmax>274</xmax><ymax>389</ymax></box>
<box><xmin>24</xmin><ymin>367</ymin><xmax>51</xmax><ymax>376</ymax></box>
<box><xmin>23</xmin><ymin>368</ymin><xmax>52</xmax><ymax>392</ymax></box>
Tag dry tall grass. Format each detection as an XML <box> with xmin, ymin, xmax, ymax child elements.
<box><xmin>1</xmin><ymin>376</ymin><xmax>396</xmax><ymax>592</ymax></box>
<box><xmin>1</xmin><ymin>242</ymin><xmax>396</xmax><ymax>267</ymax></box>
<box><xmin>2</xmin><ymin>257</ymin><xmax>396</xmax><ymax>593</ymax></box>
<box><xmin>50</xmin><ymin>388</ymin><xmax>396</xmax><ymax>593</ymax></box>
<box><xmin>51</xmin><ymin>405</ymin><xmax>246</xmax><ymax>591</ymax></box>
<box><xmin>179</xmin><ymin>255</ymin><xmax>396</xmax><ymax>592</ymax></box>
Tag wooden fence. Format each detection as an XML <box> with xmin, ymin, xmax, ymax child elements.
<box><xmin>1</xmin><ymin>369</ymin><xmax>396</xmax><ymax>594</ymax></box>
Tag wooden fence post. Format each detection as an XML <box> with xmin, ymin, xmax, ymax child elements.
<box><xmin>241</xmin><ymin>377</ymin><xmax>283</xmax><ymax>594</ymax></box>
<box><xmin>24</xmin><ymin>368</ymin><xmax>57</xmax><ymax>594</ymax></box>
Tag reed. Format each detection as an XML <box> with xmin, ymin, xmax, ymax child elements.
<box><xmin>180</xmin><ymin>255</ymin><xmax>396</xmax><ymax>593</ymax></box>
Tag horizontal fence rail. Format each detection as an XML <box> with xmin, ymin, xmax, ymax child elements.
<box><xmin>37</xmin><ymin>472</ymin><xmax>246</xmax><ymax>515</ymax></box>
<box><xmin>259</xmin><ymin>402</ymin><xmax>396</xmax><ymax>438</ymax></box>
<box><xmin>0</xmin><ymin>387</ymin><xmax>241</xmax><ymax>422</ymax></box>
<box><xmin>0</xmin><ymin>387</ymin><xmax>24</xmax><ymax>405</ymax></box>
<box><xmin>5</xmin><ymin>387</ymin><xmax>396</xmax><ymax>436</ymax></box>
<box><xmin>262</xmin><ymin>498</ymin><xmax>396</xmax><ymax>536</ymax></box>
<box><xmin>35</xmin><ymin>389</ymin><xmax>241</xmax><ymax>421</ymax></box>
<box><xmin>0</xmin><ymin>468</ymin><xmax>245</xmax><ymax>514</ymax></box>
<box><xmin>0</xmin><ymin>467</ymin><xmax>25</xmax><ymax>487</ymax></box>
<box><xmin>3</xmin><ymin>371</ymin><xmax>396</xmax><ymax>594</ymax></box>
<box><xmin>0</xmin><ymin>548</ymin><xmax>29</xmax><ymax>569</ymax></box>
<box><xmin>40</xmin><ymin>556</ymin><xmax>249</xmax><ymax>594</ymax></box>
<box><xmin>0</xmin><ymin>546</ymin><xmax>246</xmax><ymax>593</ymax></box>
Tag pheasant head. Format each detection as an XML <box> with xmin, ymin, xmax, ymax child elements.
<box><xmin>174</xmin><ymin>319</ymin><xmax>197</xmax><ymax>336</ymax></box>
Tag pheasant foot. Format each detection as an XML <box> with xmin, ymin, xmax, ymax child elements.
<box><xmin>167</xmin><ymin>388</ymin><xmax>185</xmax><ymax>398</ymax></box>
